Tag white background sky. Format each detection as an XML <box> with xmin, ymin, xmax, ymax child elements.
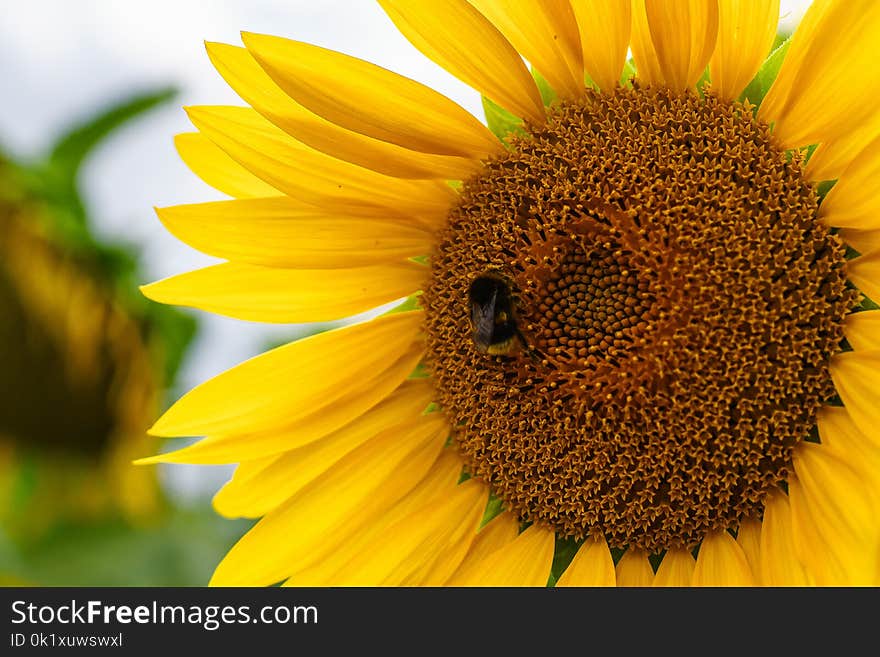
<box><xmin>0</xmin><ymin>0</ymin><xmax>813</xmax><ymax>497</ymax></box>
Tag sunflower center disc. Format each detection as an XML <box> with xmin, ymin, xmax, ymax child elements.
<box><xmin>423</xmin><ymin>85</ymin><xmax>858</xmax><ymax>551</ymax></box>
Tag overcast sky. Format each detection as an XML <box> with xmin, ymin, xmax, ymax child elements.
<box><xmin>0</xmin><ymin>0</ymin><xmax>812</xmax><ymax>497</ymax></box>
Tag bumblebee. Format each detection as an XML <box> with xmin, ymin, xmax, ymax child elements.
<box><xmin>468</xmin><ymin>273</ymin><xmax>522</xmax><ymax>356</ymax></box>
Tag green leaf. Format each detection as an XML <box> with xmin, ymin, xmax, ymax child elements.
<box><xmin>648</xmin><ymin>551</ymin><xmax>664</xmax><ymax>573</ymax></box>
<box><xmin>860</xmin><ymin>295</ymin><xmax>879</xmax><ymax>311</ymax></box>
<box><xmin>581</xmin><ymin>67</ymin><xmax>598</xmax><ymax>91</ymax></box>
<box><xmin>547</xmin><ymin>536</ymin><xmax>580</xmax><ymax>587</ymax></box>
<box><xmin>770</xmin><ymin>30</ymin><xmax>791</xmax><ymax>53</ymax></box>
<box><xmin>408</xmin><ymin>362</ymin><xmax>430</xmax><ymax>380</ymax></box>
<box><xmin>620</xmin><ymin>59</ymin><xmax>637</xmax><ymax>88</ymax></box>
<box><xmin>696</xmin><ymin>66</ymin><xmax>711</xmax><ymax>97</ymax></box>
<box><xmin>481</xmin><ymin>67</ymin><xmax>567</xmax><ymax>144</ymax></box>
<box><xmin>382</xmin><ymin>292</ymin><xmax>423</xmax><ymax>315</ymax></box>
<box><xmin>799</xmin><ymin>142</ymin><xmax>821</xmax><ymax>170</ymax></box>
<box><xmin>481</xmin><ymin>96</ymin><xmax>525</xmax><ymax>145</ymax></box>
<box><xmin>531</xmin><ymin>68</ymin><xmax>557</xmax><ymax>107</ymax></box>
<box><xmin>479</xmin><ymin>494</ymin><xmax>504</xmax><ymax>528</ymax></box>
<box><xmin>49</xmin><ymin>87</ymin><xmax>177</xmax><ymax>179</ymax></box>
<box><xmin>739</xmin><ymin>35</ymin><xmax>792</xmax><ymax>108</ymax></box>
<box><xmin>817</xmin><ymin>179</ymin><xmax>836</xmax><ymax>201</ymax></box>
<box><xmin>15</xmin><ymin>87</ymin><xmax>178</xmax><ymax>241</ymax></box>
<box><xmin>481</xmin><ymin>67</ymin><xmax>565</xmax><ymax>145</ymax></box>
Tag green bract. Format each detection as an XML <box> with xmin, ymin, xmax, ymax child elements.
<box><xmin>740</xmin><ymin>35</ymin><xmax>793</xmax><ymax>108</ymax></box>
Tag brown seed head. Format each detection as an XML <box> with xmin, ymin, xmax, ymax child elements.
<box><xmin>422</xmin><ymin>85</ymin><xmax>858</xmax><ymax>551</ymax></box>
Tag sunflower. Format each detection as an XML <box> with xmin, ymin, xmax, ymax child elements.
<box><xmin>142</xmin><ymin>0</ymin><xmax>880</xmax><ymax>586</ymax></box>
<box><xmin>0</xmin><ymin>88</ymin><xmax>195</xmax><ymax>553</ymax></box>
<box><xmin>0</xmin><ymin>167</ymin><xmax>160</xmax><ymax>539</ymax></box>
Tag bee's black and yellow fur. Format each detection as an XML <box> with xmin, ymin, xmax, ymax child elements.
<box><xmin>468</xmin><ymin>273</ymin><xmax>522</xmax><ymax>356</ymax></box>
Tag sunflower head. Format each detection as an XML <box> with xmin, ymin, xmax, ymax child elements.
<box><xmin>424</xmin><ymin>82</ymin><xmax>859</xmax><ymax>551</ymax></box>
<box><xmin>146</xmin><ymin>0</ymin><xmax>880</xmax><ymax>586</ymax></box>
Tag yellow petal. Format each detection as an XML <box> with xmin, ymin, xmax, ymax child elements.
<box><xmin>207</xmin><ymin>41</ymin><xmax>487</xmax><ymax>179</ymax></box>
<box><xmin>148</xmin><ymin>310</ymin><xmax>422</xmax><ymax>438</ymax></box>
<box><xmin>289</xmin><ymin>448</ymin><xmax>465</xmax><ymax>585</ymax></box>
<box><xmin>736</xmin><ymin>517</ymin><xmax>763</xmax><ymax>579</ymax></box>
<box><xmin>556</xmin><ymin>535</ymin><xmax>616</xmax><ymax>586</ymax></box>
<box><xmin>174</xmin><ymin>132</ymin><xmax>280</xmax><ymax>198</ymax></box>
<box><xmin>813</xmin><ymin>406</ymin><xmax>880</xmax><ymax>583</ymax></box>
<box><xmin>692</xmin><ymin>530</ymin><xmax>755</xmax><ymax>586</ymax></box>
<box><xmin>570</xmin><ymin>0</ymin><xmax>632</xmax><ymax>92</ymax></box>
<box><xmin>805</xmin><ymin>114</ymin><xmax>880</xmax><ymax>182</ymax></box>
<box><xmin>240</xmin><ymin>32</ymin><xmax>499</xmax><ymax>159</ymax></box>
<box><xmin>758</xmin><ymin>488</ymin><xmax>812</xmax><ymax>585</ymax></box>
<box><xmin>446</xmin><ymin>524</ymin><xmax>555</xmax><ymax>586</ymax></box>
<box><xmin>756</xmin><ymin>0</ymin><xmax>826</xmax><ymax>133</ymax></box>
<box><xmin>140</xmin><ymin>344</ymin><xmax>425</xmax><ymax>464</ymax></box>
<box><xmin>639</xmin><ymin>0</ymin><xmax>720</xmax><ymax>91</ymax></box>
<box><xmin>840</xmin><ymin>228</ymin><xmax>880</xmax><ymax>257</ymax></box>
<box><xmin>829</xmin><ymin>350</ymin><xmax>880</xmax><ymax>440</ymax></box>
<box><xmin>378</xmin><ymin>0</ymin><xmax>544</xmax><ymax>123</ymax></box>
<box><xmin>848</xmin><ymin>252</ymin><xmax>880</xmax><ymax>307</ymax></box>
<box><xmin>155</xmin><ymin>198</ymin><xmax>434</xmax><ymax>269</ymax></box>
<box><xmin>844</xmin><ymin>311</ymin><xmax>880</xmax><ymax>352</ymax></box>
<box><xmin>816</xmin><ymin>405</ymin><xmax>880</xmax><ymax>482</ymax></box>
<box><xmin>414</xmin><ymin>487</ymin><xmax>507</xmax><ymax>586</ymax></box>
<box><xmin>211</xmin><ymin>380</ymin><xmax>438</xmax><ymax>518</ymax></box>
<box><xmin>615</xmin><ymin>548</ymin><xmax>654</xmax><ymax>586</ymax></box>
<box><xmin>186</xmin><ymin>105</ymin><xmax>456</xmax><ymax>223</ymax></box>
<box><xmin>708</xmin><ymin>0</ymin><xmax>779</xmax><ymax>101</ymax></box>
<box><xmin>366</xmin><ymin>482</ymin><xmax>488</xmax><ymax>586</ymax></box>
<box><xmin>759</xmin><ymin>0</ymin><xmax>880</xmax><ymax>149</ymax></box>
<box><xmin>790</xmin><ymin>442</ymin><xmax>880</xmax><ymax>585</ymax></box>
<box><xmin>787</xmin><ymin>472</ymin><xmax>851</xmax><ymax>585</ymax></box>
<box><xmin>652</xmin><ymin>548</ymin><xmax>696</xmax><ymax>587</ymax></box>
<box><xmin>630</xmin><ymin>0</ymin><xmax>663</xmax><ymax>85</ymax></box>
<box><xmin>447</xmin><ymin>511</ymin><xmax>521</xmax><ymax>584</ymax></box>
<box><xmin>819</xmin><ymin>133</ymin><xmax>880</xmax><ymax>231</ymax></box>
<box><xmin>468</xmin><ymin>0</ymin><xmax>584</xmax><ymax>99</ymax></box>
<box><xmin>210</xmin><ymin>412</ymin><xmax>447</xmax><ymax>586</ymax></box>
<box><xmin>141</xmin><ymin>261</ymin><xmax>425</xmax><ymax>324</ymax></box>
<box><xmin>324</xmin><ymin>479</ymin><xmax>485</xmax><ymax>586</ymax></box>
